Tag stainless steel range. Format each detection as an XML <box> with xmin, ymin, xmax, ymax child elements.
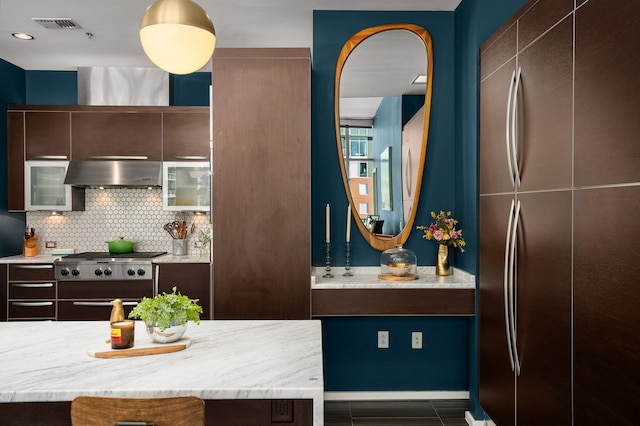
<box><xmin>54</xmin><ymin>252</ymin><xmax>167</xmax><ymax>281</ymax></box>
<box><xmin>54</xmin><ymin>252</ymin><xmax>166</xmax><ymax>321</ymax></box>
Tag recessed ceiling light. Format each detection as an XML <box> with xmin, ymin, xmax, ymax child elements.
<box><xmin>12</xmin><ymin>32</ymin><xmax>34</xmax><ymax>40</ymax></box>
<box><xmin>412</xmin><ymin>75</ymin><xmax>427</xmax><ymax>84</ymax></box>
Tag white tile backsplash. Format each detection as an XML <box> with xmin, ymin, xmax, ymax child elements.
<box><xmin>26</xmin><ymin>187</ymin><xmax>211</xmax><ymax>255</ymax></box>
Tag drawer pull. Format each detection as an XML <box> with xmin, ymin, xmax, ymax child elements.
<box><xmin>12</xmin><ymin>302</ymin><xmax>54</xmax><ymax>307</ymax></box>
<box><xmin>31</xmin><ymin>155</ymin><xmax>68</xmax><ymax>160</ymax></box>
<box><xmin>89</xmin><ymin>155</ymin><xmax>148</xmax><ymax>160</ymax></box>
<box><xmin>12</xmin><ymin>283</ymin><xmax>54</xmax><ymax>288</ymax></box>
<box><xmin>174</xmin><ymin>155</ymin><xmax>209</xmax><ymax>160</ymax></box>
<box><xmin>73</xmin><ymin>301</ymin><xmax>138</xmax><ymax>307</ymax></box>
<box><xmin>13</xmin><ymin>264</ymin><xmax>53</xmax><ymax>270</ymax></box>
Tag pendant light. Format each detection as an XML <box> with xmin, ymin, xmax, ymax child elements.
<box><xmin>139</xmin><ymin>0</ymin><xmax>216</xmax><ymax>75</ymax></box>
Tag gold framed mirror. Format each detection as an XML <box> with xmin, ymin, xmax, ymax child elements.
<box><xmin>335</xmin><ymin>23</ymin><xmax>433</xmax><ymax>251</ymax></box>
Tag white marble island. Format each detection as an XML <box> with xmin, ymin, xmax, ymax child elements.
<box><xmin>0</xmin><ymin>320</ymin><xmax>324</xmax><ymax>426</ymax></box>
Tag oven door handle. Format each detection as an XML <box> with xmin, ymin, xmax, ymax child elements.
<box><xmin>72</xmin><ymin>301</ymin><xmax>138</xmax><ymax>307</ymax></box>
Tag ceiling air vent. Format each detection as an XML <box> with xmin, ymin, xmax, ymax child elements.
<box><xmin>32</xmin><ymin>18</ymin><xmax>83</xmax><ymax>30</ymax></box>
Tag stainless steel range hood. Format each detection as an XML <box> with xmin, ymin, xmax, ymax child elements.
<box><xmin>64</xmin><ymin>161</ymin><xmax>162</xmax><ymax>187</ymax></box>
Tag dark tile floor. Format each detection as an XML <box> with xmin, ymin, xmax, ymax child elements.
<box><xmin>324</xmin><ymin>399</ymin><xmax>469</xmax><ymax>426</ymax></box>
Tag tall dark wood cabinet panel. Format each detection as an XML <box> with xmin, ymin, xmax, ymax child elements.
<box><xmin>516</xmin><ymin>16</ymin><xmax>573</xmax><ymax>192</ymax></box>
<box><xmin>7</xmin><ymin>112</ymin><xmax>25</xmax><ymax>211</ymax></box>
<box><xmin>481</xmin><ymin>0</ymin><xmax>640</xmax><ymax>424</ymax></box>
<box><xmin>572</xmin><ymin>1</ymin><xmax>640</xmax><ymax>424</ymax></box>
<box><xmin>212</xmin><ymin>48</ymin><xmax>311</xmax><ymax>319</ymax></box>
<box><xmin>478</xmin><ymin>195</ymin><xmax>515</xmax><ymax>426</ymax></box>
<box><xmin>573</xmin><ymin>187</ymin><xmax>640</xmax><ymax>426</ymax></box>
<box><xmin>479</xmin><ymin>58</ymin><xmax>516</xmax><ymax>195</ymax></box>
<box><xmin>514</xmin><ymin>191</ymin><xmax>572</xmax><ymax>425</ymax></box>
<box><xmin>479</xmin><ymin>1</ymin><xmax>573</xmax><ymax>424</ymax></box>
<box><xmin>574</xmin><ymin>0</ymin><xmax>640</xmax><ymax>187</ymax></box>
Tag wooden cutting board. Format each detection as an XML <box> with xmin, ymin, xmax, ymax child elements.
<box><xmin>88</xmin><ymin>337</ymin><xmax>192</xmax><ymax>359</ymax></box>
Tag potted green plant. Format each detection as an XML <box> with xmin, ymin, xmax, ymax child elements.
<box><xmin>128</xmin><ymin>287</ymin><xmax>203</xmax><ymax>343</ymax></box>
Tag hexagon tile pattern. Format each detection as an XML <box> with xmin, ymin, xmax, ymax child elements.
<box><xmin>26</xmin><ymin>188</ymin><xmax>211</xmax><ymax>255</ymax></box>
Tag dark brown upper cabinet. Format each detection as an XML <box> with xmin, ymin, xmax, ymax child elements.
<box><xmin>71</xmin><ymin>110</ymin><xmax>162</xmax><ymax>160</ymax></box>
<box><xmin>25</xmin><ymin>111</ymin><xmax>71</xmax><ymax>160</ymax></box>
<box><xmin>162</xmin><ymin>109</ymin><xmax>210</xmax><ymax>161</ymax></box>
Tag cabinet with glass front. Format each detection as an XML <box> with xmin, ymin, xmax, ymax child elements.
<box><xmin>162</xmin><ymin>162</ymin><xmax>211</xmax><ymax>211</ymax></box>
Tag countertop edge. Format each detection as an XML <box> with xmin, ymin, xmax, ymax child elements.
<box><xmin>0</xmin><ymin>254</ymin><xmax>211</xmax><ymax>264</ymax></box>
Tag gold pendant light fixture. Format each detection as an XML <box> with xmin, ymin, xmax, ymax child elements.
<box><xmin>139</xmin><ymin>0</ymin><xmax>216</xmax><ymax>75</ymax></box>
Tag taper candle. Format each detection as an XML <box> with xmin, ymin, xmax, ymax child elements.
<box><xmin>346</xmin><ymin>204</ymin><xmax>351</xmax><ymax>242</ymax></box>
<box><xmin>325</xmin><ymin>204</ymin><xmax>331</xmax><ymax>243</ymax></box>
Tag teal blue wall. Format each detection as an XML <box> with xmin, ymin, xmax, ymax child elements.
<box><xmin>313</xmin><ymin>10</ymin><xmax>468</xmax><ymax>394</ymax></box>
<box><xmin>323</xmin><ymin>317</ymin><xmax>469</xmax><ymax>390</ymax></box>
<box><xmin>26</xmin><ymin>71</ymin><xmax>77</xmax><ymax>104</ymax></box>
<box><xmin>23</xmin><ymin>70</ymin><xmax>210</xmax><ymax>106</ymax></box>
<box><xmin>313</xmin><ymin>10</ymin><xmax>457</xmax><ymax>268</ymax></box>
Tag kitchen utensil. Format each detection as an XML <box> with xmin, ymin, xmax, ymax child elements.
<box><xmin>164</xmin><ymin>223</ymin><xmax>178</xmax><ymax>239</ymax></box>
<box><xmin>106</xmin><ymin>237</ymin><xmax>136</xmax><ymax>254</ymax></box>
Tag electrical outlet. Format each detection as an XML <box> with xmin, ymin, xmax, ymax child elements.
<box><xmin>271</xmin><ymin>399</ymin><xmax>293</xmax><ymax>422</ymax></box>
<box><xmin>45</xmin><ymin>241</ymin><xmax>57</xmax><ymax>248</ymax></box>
<box><xmin>412</xmin><ymin>331</ymin><xmax>423</xmax><ymax>349</ymax></box>
<box><xmin>378</xmin><ymin>330</ymin><xmax>389</xmax><ymax>349</ymax></box>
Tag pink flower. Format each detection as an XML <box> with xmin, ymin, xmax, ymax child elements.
<box><xmin>433</xmin><ymin>230</ymin><xmax>444</xmax><ymax>241</ymax></box>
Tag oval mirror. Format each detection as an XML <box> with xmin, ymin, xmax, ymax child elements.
<box><xmin>335</xmin><ymin>24</ymin><xmax>433</xmax><ymax>251</ymax></box>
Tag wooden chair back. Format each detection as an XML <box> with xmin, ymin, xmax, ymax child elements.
<box><xmin>70</xmin><ymin>395</ymin><xmax>205</xmax><ymax>426</ymax></box>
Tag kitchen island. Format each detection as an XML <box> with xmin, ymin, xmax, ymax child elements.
<box><xmin>0</xmin><ymin>320</ymin><xmax>323</xmax><ymax>426</ymax></box>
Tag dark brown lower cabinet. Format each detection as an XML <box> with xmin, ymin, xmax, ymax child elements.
<box><xmin>0</xmin><ymin>399</ymin><xmax>313</xmax><ymax>426</ymax></box>
<box><xmin>0</xmin><ymin>264</ymin><xmax>6</xmax><ymax>321</ymax></box>
<box><xmin>479</xmin><ymin>191</ymin><xmax>572</xmax><ymax>426</ymax></box>
<box><xmin>573</xmin><ymin>186</ymin><xmax>640</xmax><ymax>426</ymax></box>
<box><xmin>156</xmin><ymin>263</ymin><xmax>211</xmax><ymax>320</ymax></box>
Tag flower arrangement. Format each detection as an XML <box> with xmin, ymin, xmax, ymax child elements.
<box><xmin>416</xmin><ymin>210</ymin><xmax>466</xmax><ymax>252</ymax></box>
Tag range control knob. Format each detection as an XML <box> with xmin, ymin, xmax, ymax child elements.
<box><xmin>137</xmin><ymin>268</ymin><xmax>146</xmax><ymax>276</ymax></box>
<box><xmin>71</xmin><ymin>269</ymin><xmax>80</xmax><ymax>276</ymax></box>
<box><xmin>94</xmin><ymin>269</ymin><xmax>103</xmax><ymax>276</ymax></box>
<box><xmin>127</xmin><ymin>269</ymin><xmax>136</xmax><ymax>276</ymax></box>
<box><xmin>103</xmin><ymin>269</ymin><xmax>112</xmax><ymax>276</ymax></box>
<box><xmin>60</xmin><ymin>268</ymin><xmax>70</xmax><ymax>276</ymax></box>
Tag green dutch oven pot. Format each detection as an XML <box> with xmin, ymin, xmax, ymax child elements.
<box><xmin>106</xmin><ymin>237</ymin><xmax>136</xmax><ymax>254</ymax></box>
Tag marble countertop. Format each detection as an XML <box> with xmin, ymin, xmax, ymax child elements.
<box><xmin>0</xmin><ymin>254</ymin><xmax>58</xmax><ymax>263</ymax></box>
<box><xmin>0</xmin><ymin>320</ymin><xmax>324</xmax><ymax>425</ymax></box>
<box><xmin>153</xmin><ymin>253</ymin><xmax>210</xmax><ymax>263</ymax></box>
<box><xmin>312</xmin><ymin>266</ymin><xmax>475</xmax><ymax>289</ymax></box>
